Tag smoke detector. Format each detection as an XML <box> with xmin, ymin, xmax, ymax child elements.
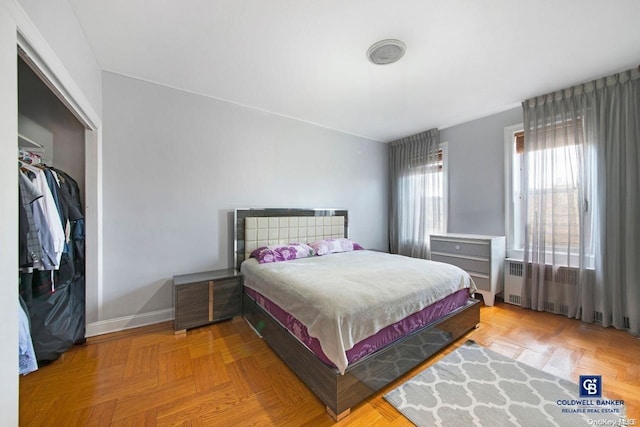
<box><xmin>366</xmin><ymin>39</ymin><xmax>406</xmax><ymax>65</ymax></box>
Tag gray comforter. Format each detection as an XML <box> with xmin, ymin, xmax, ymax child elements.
<box><xmin>241</xmin><ymin>250</ymin><xmax>475</xmax><ymax>374</ymax></box>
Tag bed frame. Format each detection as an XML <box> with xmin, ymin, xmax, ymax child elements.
<box><xmin>234</xmin><ymin>208</ymin><xmax>480</xmax><ymax>420</ymax></box>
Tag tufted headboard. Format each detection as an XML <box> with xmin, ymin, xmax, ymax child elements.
<box><xmin>234</xmin><ymin>208</ymin><xmax>348</xmax><ymax>270</ymax></box>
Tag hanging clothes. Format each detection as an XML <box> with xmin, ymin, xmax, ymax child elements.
<box><xmin>18</xmin><ymin>156</ymin><xmax>86</xmax><ymax>365</ymax></box>
<box><xmin>21</xmin><ymin>164</ymin><xmax>65</xmax><ymax>270</ymax></box>
<box><xmin>18</xmin><ymin>170</ymin><xmax>43</xmax><ymax>269</ymax></box>
<box><xmin>18</xmin><ymin>296</ymin><xmax>37</xmax><ymax>375</ymax></box>
<box><xmin>53</xmin><ymin>167</ymin><xmax>85</xmax><ymax>277</ymax></box>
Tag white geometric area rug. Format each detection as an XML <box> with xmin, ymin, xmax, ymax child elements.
<box><xmin>384</xmin><ymin>340</ymin><xmax>627</xmax><ymax>427</ymax></box>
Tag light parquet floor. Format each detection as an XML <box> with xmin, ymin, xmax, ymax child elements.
<box><xmin>20</xmin><ymin>301</ymin><xmax>640</xmax><ymax>426</ymax></box>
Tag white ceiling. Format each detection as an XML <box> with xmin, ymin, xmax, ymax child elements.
<box><xmin>69</xmin><ymin>0</ymin><xmax>640</xmax><ymax>142</ymax></box>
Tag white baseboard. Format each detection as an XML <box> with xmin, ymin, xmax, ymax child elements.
<box><xmin>85</xmin><ymin>308</ymin><xmax>174</xmax><ymax>337</ymax></box>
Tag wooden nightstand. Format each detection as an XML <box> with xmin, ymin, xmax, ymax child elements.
<box><xmin>173</xmin><ymin>268</ymin><xmax>242</xmax><ymax>333</ymax></box>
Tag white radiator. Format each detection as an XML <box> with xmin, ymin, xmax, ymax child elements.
<box><xmin>504</xmin><ymin>260</ymin><xmax>578</xmax><ymax>311</ymax></box>
<box><xmin>504</xmin><ymin>260</ymin><xmax>524</xmax><ymax>306</ymax></box>
<box><xmin>502</xmin><ymin>261</ymin><xmax>629</xmax><ymax>328</ymax></box>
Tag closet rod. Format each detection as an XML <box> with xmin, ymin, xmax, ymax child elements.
<box><xmin>18</xmin><ymin>147</ymin><xmax>42</xmax><ymax>164</ymax></box>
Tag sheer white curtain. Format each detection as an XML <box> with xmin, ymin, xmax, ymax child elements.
<box><xmin>389</xmin><ymin>129</ymin><xmax>444</xmax><ymax>259</ymax></box>
<box><xmin>522</xmin><ymin>67</ymin><xmax>639</xmax><ymax>336</ymax></box>
<box><xmin>596</xmin><ymin>69</ymin><xmax>640</xmax><ymax>335</ymax></box>
<box><xmin>521</xmin><ymin>90</ymin><xmax>595</xmax><ymax>318</ymax></box>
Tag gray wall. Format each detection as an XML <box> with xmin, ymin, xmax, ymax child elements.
<box><xmin>101</xmin><ymin>71</ymin><xmax>389</xmax><ymax>321</ymax></box>
<box><xmin>442</xmin><ymin>107</ymin><xmax>522</xmax><ymax>236</ymax></box>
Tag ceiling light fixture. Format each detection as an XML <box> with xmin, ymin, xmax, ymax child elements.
<box><xmin>366</xmin><ymin>39</ymin><xmax>406</xmax><ymax>65</ymax></box>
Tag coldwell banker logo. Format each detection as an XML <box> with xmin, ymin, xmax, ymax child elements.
<box><xmin>580</xmin><ymin>375</ymin><xmax>602</xmax><ymax>398</ymax></box>
<box><xmin>557</xmin><ymin>374</ymin><xmax>628</xmax><ymax>421</ymax></box>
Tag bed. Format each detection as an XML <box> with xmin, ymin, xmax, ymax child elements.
<box><xmin>234</xmin><ymin>208</ymin><xmax>480</xmax><ymax>420</ymax></box>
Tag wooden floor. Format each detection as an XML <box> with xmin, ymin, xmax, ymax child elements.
<box><xmin>20</xmin><ymin>301</ymin><xmax>640</xmax><ymax>426</ymax></box>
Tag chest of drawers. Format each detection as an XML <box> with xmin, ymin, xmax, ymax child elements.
<box><xmin>430</xmin><ymin>234</ymin><xmax>505</xmax><ymax>306</ymax></box>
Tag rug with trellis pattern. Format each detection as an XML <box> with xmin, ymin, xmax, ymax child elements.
<box><xmin>384</xmin><ymin>340</ymin><xmax>627</xmax><ymax>427</ymax></box>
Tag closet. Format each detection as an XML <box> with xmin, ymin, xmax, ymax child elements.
<box><xmin>17</xmin><ymin>52</ymin><xmax>86</xmax><ymax>373</ymax></box>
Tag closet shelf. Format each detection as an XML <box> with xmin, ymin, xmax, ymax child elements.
<box><xmin>18</xmin><ymin>132</ymin><xmax>44</xmax><ymax>149</ymax></box>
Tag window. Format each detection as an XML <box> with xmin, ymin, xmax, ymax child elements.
<box><xmin>505</xmin><ymin>124</ymin><xmax>524</xmax><ymax>258</ymax></box>
<box><xmin>400</xmin><ymin>143</ymin><xmax>448</xmax><ymax>237</ymax></box>
<box><xmin>505</xmin><ymin>125</ymin><xmax>591</xmax><ymax>263</ymax></box>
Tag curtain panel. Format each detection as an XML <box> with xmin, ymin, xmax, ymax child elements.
<box><xmin>389</xmin><ymin>128</ymin><xmax>444</xmax><ymax>259</ymax></box>
<box><xmin>521</xmin><ymin>67</ymin><xmax>639</xmax><ymax>336</ymax></box>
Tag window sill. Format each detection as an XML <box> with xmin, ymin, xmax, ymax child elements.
<box><xmin>505</xmin><ymin>249</ymin><xmax>595</xmax><ymax>270</ymax></box>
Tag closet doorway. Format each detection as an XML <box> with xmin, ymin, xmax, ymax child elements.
<box><xmin>17</xmin><ymin>40</ymin><xmax>101</xmax><ymax>352</ymax></box>
<box><xmin>16</xmin><ymin>35</ymin><xmax>102</xmax><ymax>342</ymax></box>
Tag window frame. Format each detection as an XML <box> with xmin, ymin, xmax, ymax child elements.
<box><xmin>504</xmin><ymin>124</ymin><xmax>524</xmax><ymax>259</ymax></box>
<box><xmin>401</xmin><ymin>141</ymin><xmax>448</xmax><ymax>235</ymax></box>
<box><xmin>504</xmin><ymin>124</ymin><xmax>595</xmax><ymax>267</ymax></box>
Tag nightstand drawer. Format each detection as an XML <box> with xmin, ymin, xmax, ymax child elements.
<box><xmin>213</xmin><ymin>278</ymin><xmax>242</xmax><ymax>321</ymax></box>
<box><xmin>431</xmin><ymin>253</ymin><xmax>490</xmax><ymax>275</ymax></box>
<box><xmin>430</xmin><ymin>238</ymin><xmax>491</xmax><ymax>258</ymax></box>
<box><xmin>173</xmin><ymin>269</ymin><xmax>242</xmax><ymax>332</ymax></box>
<box><xmin>175</xmin><ymin>282</ymin><xmax>210</xmax><ymax>330</ymax></box>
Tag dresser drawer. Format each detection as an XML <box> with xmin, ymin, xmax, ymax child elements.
<box><xmin>430</xmin><ymin>238</ymin><xmax>491</xmax><ymax>258</ymax></box>
<box><xmin>431</xmin><ymin>253</ymin><xmax>490</xmax><ymax>275</ymax></box>
<box><xmin>469</xmin><ymin>273</ymin><xmax>491</xmax><ymax>292</ymax></box>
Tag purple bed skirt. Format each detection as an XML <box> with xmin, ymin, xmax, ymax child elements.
<box><xmin>244</xmin><ymin>287</ymin><xmax>471</xmax><ymax>368</ymax></box>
